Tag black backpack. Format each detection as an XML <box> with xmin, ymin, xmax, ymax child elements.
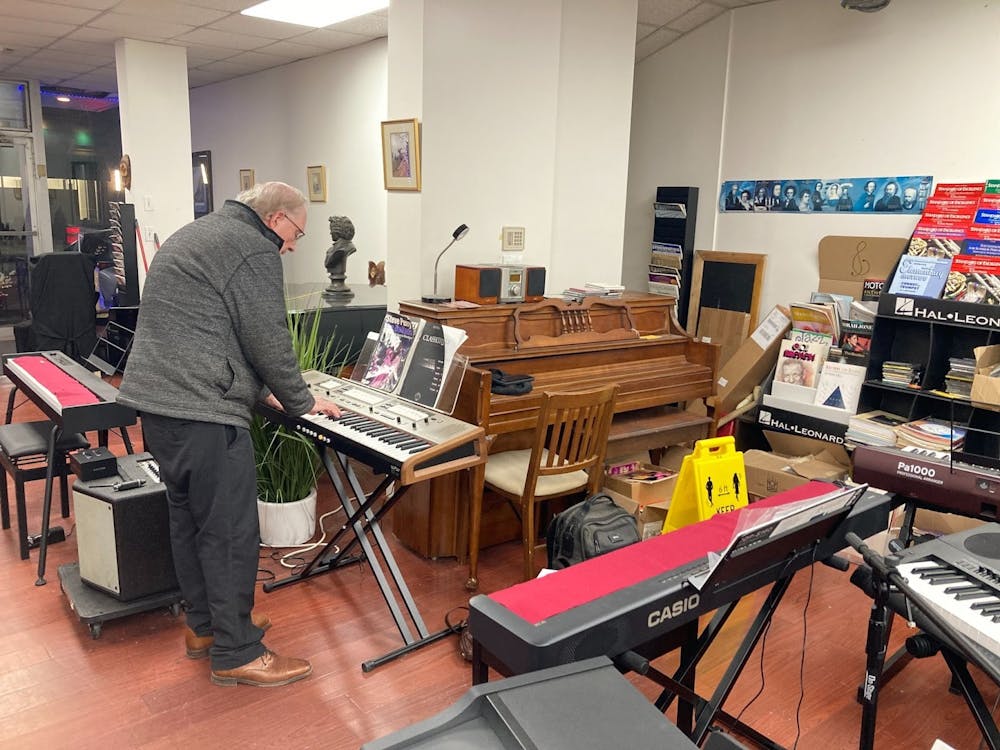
<box><xmin>546</xmin><ymin>493</ymin><xmax>640</xmax><ymax>570</ymax></box>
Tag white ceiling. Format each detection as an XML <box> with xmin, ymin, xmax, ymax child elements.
<box><xmin>0</xmin><ymin>0</ymin><xmax>775</xmax><ymax>111</ymax></box>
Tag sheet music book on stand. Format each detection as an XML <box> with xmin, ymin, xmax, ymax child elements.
<box><xmin>686</xmin><ymin>483</ymin><xmax>867</xmax><ymax>591</ymax></box>
<box><xmin>354</xmin><ymin>312</ymin><xmax>469</xmax><ymax>414</ymax></box>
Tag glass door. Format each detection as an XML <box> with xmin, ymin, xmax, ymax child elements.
<box><xmin>0</xmin><ymin>134</ymin><xmax>35</xmax><ymax>324</ymax></box>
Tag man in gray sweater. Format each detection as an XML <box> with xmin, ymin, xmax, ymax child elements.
<box><xmin>119</xmin><ymin>182</ymin><xmax>339</xmax><ymax>687</ymax></box>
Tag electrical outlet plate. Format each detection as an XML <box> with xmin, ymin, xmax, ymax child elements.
<box><xmin>502</xmin><ymin>226</ymin><xmax>525</xmax><ymax>252</ymax></box>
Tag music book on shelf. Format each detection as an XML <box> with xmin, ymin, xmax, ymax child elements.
<box><xmin>775</xmin><ymin>339</ymin><xmax>830</xmax><ymax>389</ymax></box>
<box><xmin>813</xmin><ymin>361</ymin><xmax>866</xmax><ymax>413</ymax></box>
<box><xmin>789</xmin><ymin>302</ymin><xmax>840</xmax><ymax>339</ymax></box>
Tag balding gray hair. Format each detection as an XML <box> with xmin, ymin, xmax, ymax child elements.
<box><xmin>236</xmin><ymin>181</ymin><xmax>307</xmax><ymax>221</ymax></box>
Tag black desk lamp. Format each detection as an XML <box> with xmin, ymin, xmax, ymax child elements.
<box><xmin>422</xmin><ymin>223</ymin><xmax>469</xmax><ymax>304</ymax></box>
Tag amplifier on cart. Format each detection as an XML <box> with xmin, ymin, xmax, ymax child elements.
<box><xmin>74</xmin><ymin>452</ymin><xmax>177</xmax><ymax>601</ymax></box>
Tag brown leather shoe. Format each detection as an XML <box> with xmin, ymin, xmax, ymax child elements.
<box><xmin>210</xmin><ymin>650</ymin><xmax>312</xmax><ymax>687</ymax></box>
<box><xmin>184</xmin><ymin>612</ymin><xmax>272</xmax><ymax>659</ymax></box>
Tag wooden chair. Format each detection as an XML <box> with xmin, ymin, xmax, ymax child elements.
<box><xmin>467</xmin><ymin>384</ymin><xmax>618</xmax><ymax>588</ymax></box>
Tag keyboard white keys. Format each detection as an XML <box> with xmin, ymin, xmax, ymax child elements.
<box><xmin>303</xmin><ymin>410</ymin><xmax>433</xmax><ymax>466</ymax></box>
<box><xmin>897</xmin><ymin>557</ymin><xmax>1000</xmax><ymax>657</ymax></box>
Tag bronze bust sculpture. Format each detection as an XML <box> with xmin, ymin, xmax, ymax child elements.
<box><xmin>323</xmin><ymin>215</ymin><xmax>356</xmax><ymax>301</ymax></box>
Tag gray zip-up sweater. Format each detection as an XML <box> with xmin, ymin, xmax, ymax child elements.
<box><xmin>118</xmin><ymin>200</ymin><xmax>313</xmax><ymax>427</ymax></box>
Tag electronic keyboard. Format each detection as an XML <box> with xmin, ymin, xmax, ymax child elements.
<box><xmin>852</xmin><ymin>443</ymin><xmax>1000</xmax><ymax>523</ymax></box>
<box><xmin>256</xmin><ymin>370</ymin><xmax>486</xmax><ymax>486</ymax></box>
<box><xmin>893</xmin><ymin>523</ymin><xmax>1000</xmax><ymax>658</ymax></box>
<box><xmin>3</xmin><ymin>351</ymin><xmax>137</xmax><ymax>433</ymax></box>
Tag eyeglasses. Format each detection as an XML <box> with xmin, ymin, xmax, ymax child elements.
<box><xmin>282</xmin><ymin>212</ymin><xmax>305</xmax><ymax>240</ymax></box>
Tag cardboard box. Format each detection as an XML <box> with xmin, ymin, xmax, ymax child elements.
<box><xmin>971</xmin><ymin>344</ymin><xmax>1000</xmax><ymax>405</ymax></box>
<box><xmin>712</xmin><ymin>305</ymin><xmax>791</xmax><ymax>415</ymax></box>
<box><xmin>604</xmin><ymin>488</ymin><xmax>670</xmax><ymax>541</ymax></box>
<box><xmin>765</xmin><ymin>430</ymin><xmax>851</xmax><ymax>466</ymax></box>
<box><xmin>913</xmin><ymin>509</ymin><xmax>984</xmax><ymax>537</ymax></box>
<box><xmin>743</xmin><ymin>431</ymin><xmax>850</xmax><ymax>499</ymax></box>
<box><xmin>697</xmin><ymin>307</ymin><xmax>750</xmax><ymax>368</ymax></box>
<box><xmin>817</xmin><ymin>235</ymin><xmax>908</xmax><ymax>300</ymax></box>
<box><xmin>604</xmin><ymin>463</ymin><xmax>678</xmax><ymax>504</ymax></box>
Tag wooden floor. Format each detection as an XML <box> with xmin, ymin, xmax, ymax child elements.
<box><xmin>0</xmin><ymin>385</ymin><xmax>996</xmax><ymax>749</ymax></box>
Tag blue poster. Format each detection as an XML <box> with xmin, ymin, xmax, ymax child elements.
<box><xmin>719</xmin><ymin>176</ymin><xmax>933</xmax><ymax>214</ymax></box>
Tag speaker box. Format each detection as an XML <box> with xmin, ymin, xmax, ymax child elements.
<box><xmin>74</xmin><ymin>453</ymin><xmax>177</xmax><ymax>601</ymax></box>
<box><xmin>455</xmin><ymin>264</ymin><xmax>501</xmax><ymax>305</ymax></box>
<box><xmin>525</xmin><ymin>266</ymin><xmax>546</xmax><ymax>302</ymax></box>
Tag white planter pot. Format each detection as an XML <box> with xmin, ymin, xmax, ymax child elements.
<box><xmin>257</xmin><ymin>487</ymin><xmax>318</xmax><ymax>547</ymax></box>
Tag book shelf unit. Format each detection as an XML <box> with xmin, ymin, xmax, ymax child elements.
<box><xmin>858</xmin><ymin>291</ymin><xmax>1000</xmax><ymax>463</ymax></box>
<box><xmin>651</xmin><ymin>186</ymin><xmax>698</xmax><ymax>330</ymax></box>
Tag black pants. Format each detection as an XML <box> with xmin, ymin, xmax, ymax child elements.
<box><xmin>141</xmin><ymin>414</ymin><xmax>265</xmax><ymax>670</ymax></box>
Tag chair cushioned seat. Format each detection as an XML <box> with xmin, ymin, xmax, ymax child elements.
<box><xmin>483</xmin><ymin>449</ymin><xmax>589</xmax><ymax>497</ymax></box>
<box><xmin>0</xmin><ymin>422</ymin><xmax>89</xmax><ymax>459</ymax></box>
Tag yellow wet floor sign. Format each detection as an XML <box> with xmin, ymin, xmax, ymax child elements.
<box><xmin>663</xmin><ymin>436</ymin><xmax>748</xmax><ymax>532</ymax></box>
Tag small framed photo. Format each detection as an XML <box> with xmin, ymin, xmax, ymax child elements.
<box><xmin>380</xmin><ymin>118</ymin><xmax>421</xmax><ymax>191</ymax></box>
<box><xmin>239</xmin><ymin>168</ymin><xmax>254</xmax><ymax>192</ymax></box>
<box><xmin>306</xmin><ymin>164</ymin><xmax>327</xmax><ymax>202</ymax></box>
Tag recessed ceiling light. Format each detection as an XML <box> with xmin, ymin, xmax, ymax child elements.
<box><xmin>241</xmin><ymin>0</ymin><xmax>388</xmax><ymax>28</ymax></box>
<box><xmin>56</xmin><ymin>95</ymin><xmax>71</xmax><ymax>102</ymax></box>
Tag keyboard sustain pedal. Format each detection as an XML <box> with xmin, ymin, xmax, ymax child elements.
<box><xmin>27</xmin><ymin>526</ymin><xmax>66</xmax><ymax>549</ymax></box>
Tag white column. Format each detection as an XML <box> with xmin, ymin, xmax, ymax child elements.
<box><xmin>386</xmin><ymin>0</ymin><xmax>638</xmax><ymax>308</ymax></box>
<box><xmin>115</xmin><ymin>38</ymin><xmax>193</xmax><ymax>285</ymax></box>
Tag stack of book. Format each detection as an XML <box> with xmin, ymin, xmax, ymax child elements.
<box><xmin>944</xmin><ymin>356</ymin><xmax>976</xmax><ymax>398</ymax></box>
<box><xmin>846</xmin><ymin>410</ymin><xmax>907</xmax><ymax>447</ymax></box>
<box><xmin>891</xmin><ymin>181</ymin><xmax>1000</xmax><ymax>305</ymax></box>
<box><xmin>584</xmin><ymin>281</ymin><xmax>624</xmax><ymax>297</ymax></box>
<box><xmin>648</xmin><ymin>241</ymin><xmax>683</xmax><ymax>298</ymax></box>
<box><xmin>654</xmin><ymin>201</ymin><xmax>686</xmax><ymax>219</ymax></box>
<box><xmin>562</xmin><ymin>283</ymin><xmax>623</xmax><ymax>302</ymax></box>
<box><xmin>896</xmin><ymin>416</ymin><xmax>966</xmax><ymax>452</ymax></box>
<box><xmin>790</xmin><ymin>301</ymin><xmax>840</xmax><ymax>341</ymax></box>
<box><xmin>881</xmin><ymin>361</ymin><xmax>923</xmax><ymax>387</ymax></box>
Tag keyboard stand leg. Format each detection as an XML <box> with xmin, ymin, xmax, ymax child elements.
<box><xmin>4</xmin><ymin>385</ymin><xmax>16</xmax><ymax>424</ymax></box>
<box><xmin>858</xmin><ymin>569</ymin><xmax>892</xmax><ymax>750</ymax></box>
<box><xmin>264</xmin><ymin>448</ymin><xmax>455</xmax><ymax>672</ymax></box>
<box><xmin>940</xmin><ymin>649</ymin><xmax>1000</xmax><ymax>750</ymax></box>
<box><xmin>857</xmin><ymin>499</ymin><xmax>915</xmax><ymax>700</ymax></box>
<box><xmin>654</xmin><ymin>607</ymin><xmax>738</xmax><ymax>713</ymax></box>
<box><xmin>691</xmin><ymin>574</ymin><xmax>797</xmax><ymax>747</ymax></box>
<box><xmin>35</xmin><ymin>423</ymin><xmax>60</xmax><ymax>586</ymax></box>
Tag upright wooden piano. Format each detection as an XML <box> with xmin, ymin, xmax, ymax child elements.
<box><xmin>394</xmin><ymin>292</ymin><xmax>719</xmax><ymax>563</ymax></box>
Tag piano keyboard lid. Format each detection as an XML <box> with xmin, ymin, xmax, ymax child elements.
<box><xmin>7</xmin><ymin>354</ymin><xmax>102</xmax><ymax>409</ymax></box>
<box><xmin>487</xmin><ymin>482</ymin><xmax>850</xmax><ymax>626</ymax></box>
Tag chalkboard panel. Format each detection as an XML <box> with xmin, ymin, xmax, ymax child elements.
<box><xmin>687</xmin><ymin>250</ymin><xmax>766</xmax><ymax>334</ymax></box>
<box><xmin>699</xmin><ymin>260</ymin><xmax>757</xmax><ymax>312</ymax></box>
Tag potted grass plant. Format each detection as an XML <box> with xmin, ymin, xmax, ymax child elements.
<box><xmin>253</xmin><ymin>308</ymin><xmax>345</xmax><ymax>546</ymax></box>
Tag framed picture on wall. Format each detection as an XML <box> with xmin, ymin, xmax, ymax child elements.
<box><xmin>380</xmin><ymin>118</ymin><xmax>421</xmax><ymax>191</ymax></box>
<box><xmin>239</xmin><ymin>168</ymin><xmax>254</xmax><ymax>192</ymax></box>
<box><xmin>306</xmin><ymin>165</ymin><xmax>326</xmax><ymax>202</ymax></box>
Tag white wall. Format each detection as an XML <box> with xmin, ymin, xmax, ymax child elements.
<box><xmin>627</xmin><ymin>0</ymin><xmax>1000</xmax><ymax>315</ymax></box>
<box><xmin>386</xmin><ymin>0</ymin><xmax>638</xmax><ymax>307</ymax></box>
<box><xmin>116</xmin><ymin>39</ymin><xmax>194</xmax><ymax>282</ymax></box>
<box><xmin>417</xmin><ymin>0</ymin><xmax>563</xmax><ymax>294</ymax></box>
<box><xmin>550</xmin><ymin>0</ymin><xmax>637</xmax><ymax>291</ymax></box>
<box><xmin>189</xmin><ymin>39</ymin><xmax>388</xmax><ymax>290</ymax></box>
<box><xmin>623</xmin><ymin>14</ymin><xmax>730</xmax><ymax>295</ymax></box>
